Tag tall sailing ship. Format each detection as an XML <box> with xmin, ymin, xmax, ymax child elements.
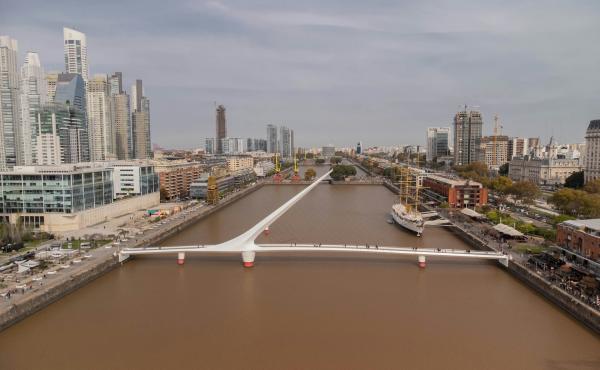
<box><xmin>390</xmin><ymin>166</ymin><xmax>425</xmax><ymax>236</ymax></box>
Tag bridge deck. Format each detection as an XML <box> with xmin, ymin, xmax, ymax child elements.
<box><xmin>121</xmin><ymin>243</ymin><xmax>509</xmax><ymax>264</ymax></box>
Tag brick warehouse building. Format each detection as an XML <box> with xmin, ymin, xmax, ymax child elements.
<box><xmin>557</xmin><ymin>219</ymin><xmax>600</xmax><ymax>261</ymax></box>
<box><xmin>422</xmin><ymin>174</ymin><xmax>488</xmax><ymax>208</ymax></box>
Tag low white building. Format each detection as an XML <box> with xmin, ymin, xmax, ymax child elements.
<box><xmin>0</xmin><ymin>162</ymin><xmax>159</xmax><ymax>235</ymax></box>
<box><xmin>254</xmin><ymin>161</ymin><xmax>275</xmax><ymax>177</ymax></box>
<box><xmin>108</xmin><ymin>161</ymin><xmax>159</xmax><ymax>199</ymax></box>
<box><xmin>508</xmin><ymin>156</ymin><xmax>582</xmax><ymax>185</ymax></box>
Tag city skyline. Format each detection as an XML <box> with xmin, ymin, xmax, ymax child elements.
<box><xmin>1</xmin><ymin>25</ymin><xmax>152</xmax><ymax>169</ymax></box>
<box><xmin>3</xmin><ymin>1</ymin><xmax>600</xmax><ymax>148</ymax></box>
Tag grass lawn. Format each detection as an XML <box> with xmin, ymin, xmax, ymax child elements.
<box><xmin>514</xmin><ymin>244</ymin><xmax>546</xmax><ymax>254</ymax></box>
<box><xmin>23</xmin><ymin>239</ymin><xmax>48</xmax><ymax>249</ymax></box>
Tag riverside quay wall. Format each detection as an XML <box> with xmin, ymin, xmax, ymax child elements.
<box><xmin>446</xmin><ymin>219</ymin><xmax>600</xmax><ymax>335</ymax></box>
<box><xmin>0</xmin><ymin>255</ymin><xmax>120</xmax><ymax>331</ymax></box>
<box><xmin>507</xmin><ymin>260</ymin><xmax>600</xmax><ymax>335</ymax></box>
<box><xmin>0</xmin><ymin>183</ymin><xmax>266</xmax><ymax>332</ymax></box>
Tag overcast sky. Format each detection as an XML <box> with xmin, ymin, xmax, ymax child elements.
<box><xmin>3</xmin><ymin>0</ymin><xmax>600</xmax><ymax>149</ymax></box>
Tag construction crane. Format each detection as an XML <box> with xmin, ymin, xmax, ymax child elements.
<box><xmin>273</xmin><ymin>153</ymin><xmax>283</xmax><ymax>183</ymax></box>
<box><xmin>492</xmin><ymin>114</ymin><xmax>503</xmax><ymax>167</ymax></box>
<box><xmin>291</xmin><ymin>154</ymin><xmax>301</xmax><ymax>182</ymax></box>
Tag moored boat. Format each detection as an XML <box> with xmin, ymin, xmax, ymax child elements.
<box><xmin>391</xmin><ymin>202</ymin><xmax>424</xmax><ymax>236</ymax></box>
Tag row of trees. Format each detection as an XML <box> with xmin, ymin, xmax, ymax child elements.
<box><xmin>454</xmin><ymin>162</ymin><xmax>490</xmax><ymax>185</ymax></box>
<box><xmin>488</xmin><ymin>176</ymin><xmax>541</xmax><ymax>204</ymax></box>
<box><xmin>0</xmin><ymin>221</ymin><xmax>36</xmax><ymax>246</ymax></box>
<box><xmin>455</xmin><ymin>162</ymin><xmax>541</xmax><ymax>204</ymax></box>
<box><xmin>548</xmin><ymin>179</ymin><xmax>600</xmax><ymax>217</ymax></box>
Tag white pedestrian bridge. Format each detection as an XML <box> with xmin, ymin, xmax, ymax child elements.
<box><xmin>119</xmin><ymin>170</ymin><xmax>509</xmax><ymax>268</ymax></box>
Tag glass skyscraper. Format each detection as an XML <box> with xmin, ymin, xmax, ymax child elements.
<box><xmin>33</xmin><ymin>103</ymin><xmax>89</xmax><ymax>164</ymax></box>
<box><xmin>63</xmin><ymin>27</ymin><xmax>88</xmax><ymax>83</ymax></box>
<box><xmin>20</xmin><ymin>52</ymin><xmax>48</xmax><ymax>165</ymax></box>
<box><xmin>0</xmin><ymin>36</ymin><xmax>21</xmax><ymax>170</ymax></box>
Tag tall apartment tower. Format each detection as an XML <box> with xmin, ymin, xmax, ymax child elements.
<box><xmin>33</xmin><ymin>103</ymin><xmax>88</xmax><ymax>164</ymax></box>
<box><xmin>426</xmin><ymin>127</ymin><xmax>451</xmax><ymax>162</ymax></box>
<box><xmin>0</xmin><ymin>36</ymin><xmax>21</xmax><ymax>170</ymax></box>
<box><xmin>479</xmin><ymin>135</ymin><xmax>509</xmax><ymax>168</ymax></box>
<box><xmin>453</xmin><ymin>106</ymin><xmax>483</xmax><ymax>166</ymax></box>
<box><xmin>45</xmin><ymin>72</ymin><xmax>58</xmax><ymax>102</ymax></box>
<box><xmin>113</xmin><ymin>93</ymin><xmax>132</xmax><ymax>160</ymax></box>
<box><xmin>584</xmin><ymin>120</ymin><xmax>600</xmax><ymax>183</ymax></box>
<box><xmin>20</xmin><ymin>52</ymin><xmax>47</xmax><ymax>165</ymax></box>
<box><xmin>267</xmin><ymin>124</ymin><xmax>278</xmax><ymax>153</ymax></box>
<box><xmin>109</xmin><ymin>72</ymin><xmax>123</xmax><ymax>96</ymax></box>
<box><xmin>87</xmin><ymin>74</ymin><xmax>114</xmax><ymax>161</ymax></box>
<box><xmin>279</xmin><ymin>126</ymin><xmax>293</xmax><ymax>158</ymax></box>
<box><xmin>507</xmin><ymin>137</ymin><xmax>529</xmax><ymax>161</ymax></box>
<box><xmin>63</xmin><ymin>27</ymin><xmax>88</xmax><ymax>82</ymax></box>
<box><xmin>215</xmin><ymin>105</ymin><xmax>226</xmax><ymax>154</ymax></box>
<box><xmin>131</xmin><ymin>79</ymin><xmax>151</xmax><ymax>159</ymax></box>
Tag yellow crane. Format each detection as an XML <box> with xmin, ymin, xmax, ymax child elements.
<box><xmin>291</xmin><ymin>154</ymin><xmax>301</xmax><ymax>182</ymax></box>
<box><xmin>274</xmin><ymin>153</ymin><xmax>281</xmax><ymax>173</ymax></box>
<box><xmin>293</xmin><ymin>154</ymin><xmax>298</xmax><ymax>174</ymax></box>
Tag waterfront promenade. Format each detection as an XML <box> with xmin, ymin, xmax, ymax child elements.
<box><xmin>438</xmin><ymin>208</ymin><xmax>600</xmax><ymax>333</ymax></box>
<box><xmin>0</xmin><ymin>181</ymin><xmax>266</xmax><ymax>330</ymax></box>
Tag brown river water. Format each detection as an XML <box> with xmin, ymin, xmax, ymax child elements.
<box><xmin>0</xmin><ymin>184</ymin><xmax>599</xmax><ymax>370</ymax></box>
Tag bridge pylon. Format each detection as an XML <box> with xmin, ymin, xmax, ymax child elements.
<box><xmin>242</xmin><ymin>250</ymin><xmax>256</xmax><ymax>267</ymax></box>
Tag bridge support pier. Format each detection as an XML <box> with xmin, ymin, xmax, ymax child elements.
<box><xmin>242</xmin><ymin>250</ymin><xmax>256</xmax><ymax>268</ymax></box>
<box><xmin>118</xmin><ymin>253</ymin><xmax>130</xmax><ymax>263</ymax></box>
<box><xmin>177</xmin><ymin>252</ymin><xmax>185</xmax><ymax>265</ymax></box>
<box><xmin>418</xmin><ymin>255</ymin><xmax>426</xmax><ymax>268</ymax></box>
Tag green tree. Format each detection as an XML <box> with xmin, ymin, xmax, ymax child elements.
<box><xmin>330</xmin><ymin>165</ymin><xmax>357</xmax><ymax>181</ymax></box>
<box><xmin>490</xmin><ymin>176</ymin><xmax>513</xmax><ymax>194</ymax></box>
<box><xmin>552</xmin><ymin>214</ymin><xmax>576</xmax><ymax>225</ymax></box>
<box><xmin>564</xmin><ymin>170</ymin><xmax>585</xmax><ymax>189</ymax></box>
<box><xmin>498</xmin><ymin>163</ymin><xmax>509</xmax><ymax>176</ymax></box>
<box><xmin>583</xmin><ymin>178</ymin><xmax>600</xmax><ymax>193</ymax></box>
<box><xmin>330</xmin><ymin>156</ymin><xmax>342</xmax><ymax>164</ymax></box>
<box><xmin>455</xmin><ymin>162</ymin><xmax>489</xmax><ymax>179</ymax></box>
<box><xmin>305</xmin><ymin>153</ymin><xmax>314</xmax><ymax>159</ymax></box>
<box><xmin>455</xmin><ymin>161</ymin><xmax>490</xmax><ymax>186</ymax></box>
<box><xmin>0</xmin><ymin>222</ymin><xmax>9</xmax><ymax>246</ymax></box>
<box><xmin>508</xmin><ymin>181</ymin><xmax>541</xmax><ymax>204</ymax></box>
<box><xmin>547</xmin><ymin>188</ymin><xmax>600</xmax><ymax>217</ymax></box>
<box><xmin>304</xmin><ymin>168</ymin><xmax>317</xmax><ymax>181</ymax></box>
<box><xmin>315</xmin><ymin>158</ymin><xmax>325</xmax><ymax>165</ymax></box>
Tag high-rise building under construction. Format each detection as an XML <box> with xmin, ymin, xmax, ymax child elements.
<box><xmin>453</xmin><ymin>106</ymin><xmax>483</xmax><ymax>166</ymax></box>
<box><xmin>215</xmin><ymin>105</ymin><xmax>226</xmax><ymax>154</ymax></box>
